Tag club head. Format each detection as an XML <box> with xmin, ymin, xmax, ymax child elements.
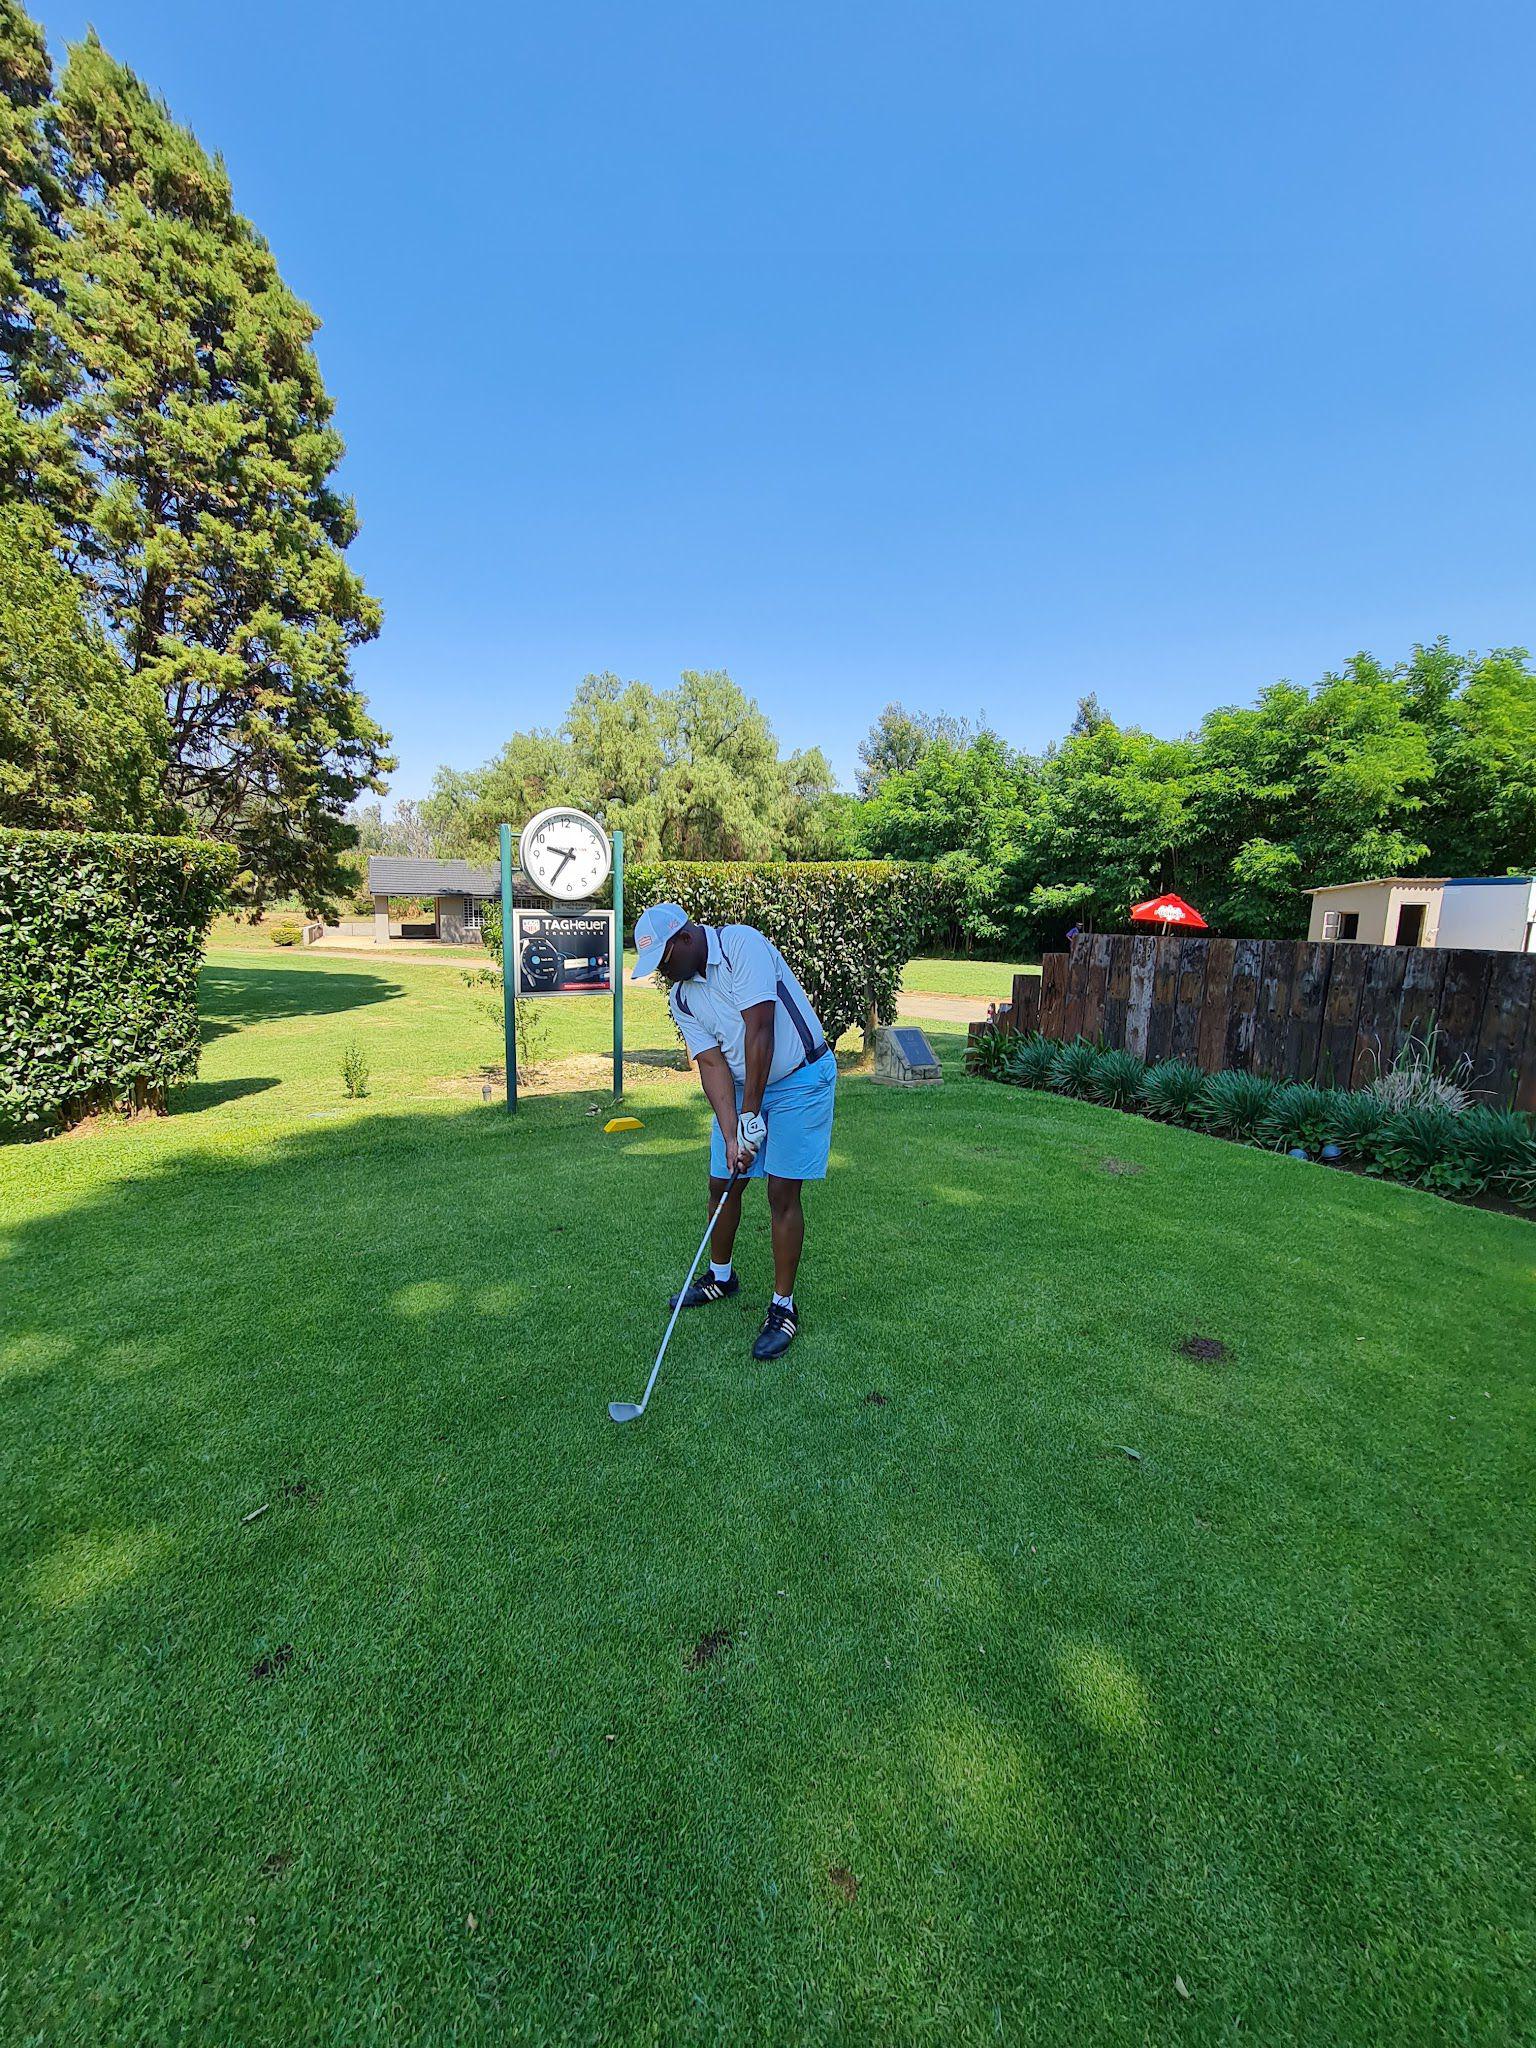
<box><xmin>607</xmin><ymin>1401</ymin><xmax>643</xmax><ymax>1424</ymax></box>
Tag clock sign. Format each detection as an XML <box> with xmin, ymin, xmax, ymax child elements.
<box><xmin>518</xmin><ymin>806</ymin><xmax>612</xmax><ymax>902</ymax></box>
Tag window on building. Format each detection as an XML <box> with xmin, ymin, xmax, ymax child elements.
<box><xmin>1321</xmin><ymin>909</ymin><xmax>1360</xmax><ymax>941</ymax></box>
<box><xmin>463</xmin><ymin>896</ymin><xmax>484</xmax><ymax>932</ymax></box>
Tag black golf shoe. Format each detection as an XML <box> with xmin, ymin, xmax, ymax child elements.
<box><xmin>752</xmin><ymin>1299</ymin><xmax>799</xmax><ymax>1360</ymax></box>
<box><xmin>670</xmin><ymin>1270</ymin><xmax>740</xmax><ymax>1311</ymax></box>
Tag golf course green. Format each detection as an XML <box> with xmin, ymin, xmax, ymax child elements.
<box><xmin>2</xmin><ymin>949</ymin><xmax>1531</xmax><ymax>2044</ymax></box>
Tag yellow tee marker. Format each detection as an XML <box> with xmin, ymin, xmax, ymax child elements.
<box><xmin>603</xmin><ymin>1116</ymin><xmax>644</xmax><ymax>1133</ymax></box>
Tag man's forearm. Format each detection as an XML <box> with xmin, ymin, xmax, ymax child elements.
<box><xmin>697</xmin><ymin>1057</ymin><xmax>739</xmax><ymax>1145</ymax></box>
<box><xmin>741</xmin><ymin>1014</ymin><xmax>774</xmax><ymax>1116</ymax></box>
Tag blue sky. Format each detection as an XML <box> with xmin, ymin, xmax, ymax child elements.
<box><xmin>35</xmin><ymin>1</ymin><xmax>1536</xmax><ymax>798</ymax></box>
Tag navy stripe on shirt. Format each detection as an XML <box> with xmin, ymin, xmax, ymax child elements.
<box><xmin>776</xmin><ymin>977</ymin><xmax>818</xmax><ymax>1056</ymax></box>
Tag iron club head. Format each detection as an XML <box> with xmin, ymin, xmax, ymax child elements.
<box><xmin>607</xmin><ymin>1401</ymin><xmax>643</xmax><ymax>1423</ymax></box>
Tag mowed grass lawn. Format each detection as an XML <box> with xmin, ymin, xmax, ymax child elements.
<box><xmin>900</xmin><ymin>955</ymin><xmax>1036</xmax><ymax>998</ymax></box>
<box><xmin>3</xmin><ymin>950</ymin><xmax>1533</xmax><ymax>2045</ymax></box>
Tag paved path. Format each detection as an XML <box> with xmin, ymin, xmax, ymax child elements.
<box><xmin>302</xmin><ymin>938</ymin><xmax>482</xmax><ymax>963</ymax></box>
<box><xmin>279</xmin><ymin>936</ymin><xmax>1005</xmax><ymax>1023</ymax></box>
<box><xmin>896</xmin><ymin>989</ymin><xmax>997</xmax><ymax>1025</ymax></box>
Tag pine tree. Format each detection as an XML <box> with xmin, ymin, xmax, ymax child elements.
<box><xmin>0</xmin><ymin>0</ymin><xmax>73</xmax><ymax>514</ymax></box>
<box><xmin>39</xmin><ymin>32</ymin><xmax>389</xmax><ymax>907</ymax></box>
<box><xmin>0</xmin><ymin>501</ymin><xmax>167</xmax><ymax>827</ymax></box>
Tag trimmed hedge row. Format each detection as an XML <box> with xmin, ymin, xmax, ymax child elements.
<box><xmin>1</xmin><ymin>827</ymin><xmax>235</xmax><ymax>1130</ymax></box>
<box><xmin>621</xmin><ymin>861</ymin><xmax>942</xmax><ymax>1043</ymax></box>
<box><xmin>968</xmin><ymin>1029</ymin><xmax>1536</xmax><ymax>1212</ymax></box>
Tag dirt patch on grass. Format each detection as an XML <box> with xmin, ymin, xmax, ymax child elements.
<box><xmin>260</xmin><ymin>1851</ymin><xmax>293</xmax><ymax>1878</ymax></box>
<box><xmin>864</xmin><ymin>1390</ymin><xmax>889</xmax><ymax>1407</ymax></box>
<box><xmin>282</xmin><ymin>1477</ymin><xmax>322</xmax><ymax>1505</ymax></box>
<box><xmin>1180</xmin><ymin>1335</ymin><xmax>1230</xmax><ymax>1364</ymax></box>
<box><xmin>1099</xmin><ymin>1156</ymin><xmax>1144</xmax><ymax>1177</ymax></box>
<box><xmin>433</xmin><ymin>1052</ymin><xmax>694</xmax><ymax>1102</ymax></box>
<box><xmin>827</xmin><ymin>1864</ymin><xmax>860</xmax><ymax>1904</ymax></box>
<box><xmin>250</xmin><ymin>1645</ymin><xmax>293</xmax><ymax>1681</ymax></box>
<box><xmin>684</xmin><ymin>1626</ymin><xmax>733</xmax><ymax>1671</ymax></box>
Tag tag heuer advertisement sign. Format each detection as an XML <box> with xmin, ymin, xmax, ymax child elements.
<box><xmin>512</xmin><ymin>911</ymin><xmax>614</xmax><ymax>996</ymax></box>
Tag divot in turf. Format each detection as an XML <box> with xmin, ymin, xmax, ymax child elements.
<box><xmin>684</xmin><ymin>1626</ymin><xmax>733</xmax><ymax>1671</ymax></box>
<box><xmin>1180</xmin><ymin>1335</ymin><xmax>1230</xmax><ymax>1363</ymax></box>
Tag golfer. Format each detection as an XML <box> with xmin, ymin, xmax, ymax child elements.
<box><xmin>631</xmin><ymin>903</ymin><xmax>836</xmax><ymax>1360</ymax></box>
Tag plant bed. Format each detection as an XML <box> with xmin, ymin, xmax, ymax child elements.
<box><xmin>966</xmin><ymin>1027</ymin><xmax>1536</xmax><ymax>1217</ymax></box>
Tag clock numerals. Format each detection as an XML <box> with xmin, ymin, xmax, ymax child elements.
<box><xmin>519</xmin><ymin>806</ymin><xmax>611</xmax><ymax>902</ymax></box>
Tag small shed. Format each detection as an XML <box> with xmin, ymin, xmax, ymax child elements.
<box><xmin>1305</xmin><ymin>875</ymin><xmax>1536</xmax><ymax>952</ymax></box>
<box><xmin>366</xmin><ymin>856</ymin><xmax>541</xmax><ymax>944</ymax></box>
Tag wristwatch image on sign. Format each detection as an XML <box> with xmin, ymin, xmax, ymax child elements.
<box><xmin>519</xmin><ymin>937</ymin><xmax>561</xmax><ymax>990</ymax></box>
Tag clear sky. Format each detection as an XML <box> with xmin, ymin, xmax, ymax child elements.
<box><xmin>34</xmin><ymin>1</ymin><xmax>1536</xmax><ymax>799</ymax></box>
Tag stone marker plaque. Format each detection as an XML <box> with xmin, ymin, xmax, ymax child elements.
<box><xmin>872</xmin><ymin>1023</ymin><xmax>943</xmax><ymax>1087</ymax></box>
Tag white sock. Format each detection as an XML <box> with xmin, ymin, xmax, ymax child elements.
<box><xmin>773</xmin><ymin>1291</ymin><xmax>794</xmax><ymax>1310</ymax></box>
<box><xmin>710</xmin><ymin>1260</ymin><xmax>733</xmax><ymax>1283</ymax></box>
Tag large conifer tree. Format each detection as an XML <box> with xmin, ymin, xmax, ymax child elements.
<box><xmin>28</xmin><ymin>28</ymin><xmax>389</xmax><ymax>905</ymax></box>
<box><xmin>0</xmin><ymin>0</ymin><xmax>73</xmax><ymax>516</ymax></box>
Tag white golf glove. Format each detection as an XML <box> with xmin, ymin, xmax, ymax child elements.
<box><xmin>736</xmin><ymin>1110</ymin><xmax>767</xmax><ymax>1161</ymax></box>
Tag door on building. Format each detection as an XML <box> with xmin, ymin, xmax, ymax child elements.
<box><xmin>1393</xmin><ymin>903</ymin><xmax>1426</xmax><ymax>946</ymax></box>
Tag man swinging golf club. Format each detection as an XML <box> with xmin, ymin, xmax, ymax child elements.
<box><xmin>632</xmin><ymin>903</ymin><xmax>836</xmax><ymax>1360</ymax></box>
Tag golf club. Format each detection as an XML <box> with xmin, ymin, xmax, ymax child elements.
<box><xmin>608</xmin><ymin>1165</ymin><xmax>748</xmax><ymax>1423</ymax></box>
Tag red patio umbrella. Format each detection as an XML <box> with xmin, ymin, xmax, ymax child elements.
<box><xmin>1130</xmin><ymin>891</ymin><xmax>1208</xmax><ymax>936</ymax></box>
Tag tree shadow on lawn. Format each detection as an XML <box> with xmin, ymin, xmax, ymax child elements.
<box><xmin>198</xmin><ymin>961</ymin><xmax>407</xmax><ymax>1039</ymax></box>
<box><xmin>3</xmin><ymin>1097</ymin><xmax>1533</xmax><ymax>2040</ymax></box>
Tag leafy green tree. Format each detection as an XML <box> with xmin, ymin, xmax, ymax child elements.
<box><xmin>419</xmin><ymin>764</ymin><xmax>498</xmax><ymax>861</ymax></box>
<box><xmin>421</xmin><ymin>669</ymin><xmax>837</xmax><ymax>862</ymax></box>
<box><xmin>778</xmin><ymin>746</ymin><xmax>843</xmax><ymax>855</ymax></box>
<box><xmin>656</xmin><ymin>669</ymin><xmax>788</xmax><ymax>858</ymax></box>
<box><xmin>33</xmin><ymin>32</ymin><xmax>389</xmax><ymax>908</ymax></box>
<box><xmin>855</xmin><ymin>702</ymin><xmax>972</xmax><ymax>796</ymax></box>
<box><xmin>0</xmin><ymin>503</ymin><xmax>166</xmax><ymax>826</ymax></box>
<box><xmin>1009</xmin><ymin>720</ymin><xmax>1194</xmax><ymax>939</ymax></box>
<box><xmin>348</xmin><ymin>800</ymin><xmax>386</xmax><ymax>855</ymax></box>
<box><xmin>1184</xmin><ymin>656</ymin><xmax>1432</xmax><ymax>934</ymax></box>
<box><xmin>420</xmin><ymin>674</ymin><xmax>666</xmax><ymax>858</ymax></box>
<box><xmin>857</xmin><ymin>728</ymin><xmax>1036</xmax><ymax>948</ymax></box>
<box><xmin>561</xmin><ymin>672</ymin><xmax>669</xmax><ymax>850</ymax></box>
<box><xmin>1404</xmin><ymin>639</ymin><xmax>1536</xmax><ymax>877</ymax></box>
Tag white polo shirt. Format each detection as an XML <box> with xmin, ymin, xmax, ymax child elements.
<box><xmin>669</xmin><ymin>924</ymin><xmax>827</xmax><ymax>1087</ymax></box>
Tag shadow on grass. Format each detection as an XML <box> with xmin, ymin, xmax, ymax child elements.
<box><xmin>198</xmin><ymin>961</ymin><xmax>406</xmax><ymax>1039</ymax></box>
<box><xmin>168</xmin><ymin>1075</ymin><xmax>281</xmax><ymax>1115</ymax></box>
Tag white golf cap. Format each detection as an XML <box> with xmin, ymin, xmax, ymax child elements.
<box><xmin>632</xmin><ymin>900</ymin><xmax>688</xmax><ymax>980</ymax></box>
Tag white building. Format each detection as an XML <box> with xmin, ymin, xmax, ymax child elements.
<box><xmin>1305</xmin><ymin>875</ymin><xmax>1536</xmax><ymax>952</ymax></box>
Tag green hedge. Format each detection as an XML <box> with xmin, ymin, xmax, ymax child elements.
<box><xmin>1</xmin><ymin>828</ymin><xmax>235</xmax><ymax>1130</ymax></box>
<box><xmin>622</xmin><ymin>861</ymin><xmax>941</xmax><ymax>1043</ymax></box>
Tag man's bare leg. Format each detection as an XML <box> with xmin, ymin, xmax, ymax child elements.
<box><xmin>766</xmin><ymin>1175</ymin><xmax>804</xmax><ymax>1298</ymax></box>
<box><xmin>709</xmin><ymin>1175</ymin><xmax>746</xmax><ymax>1267</ymax></box>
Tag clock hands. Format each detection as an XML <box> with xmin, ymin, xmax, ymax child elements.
<box><xmin>528</xmin><ymin>823</ymin><xmax>606</xmax><ymax>897</ymax></box>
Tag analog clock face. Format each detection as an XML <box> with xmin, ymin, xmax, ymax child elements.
<box><xmin>518</xmin><ymin>806</ymin><xmax>612</xmax><ymax>901</ymax></box>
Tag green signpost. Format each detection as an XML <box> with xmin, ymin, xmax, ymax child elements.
<box><xmin>499</xmin><ymin>821</ymin><xmax>517</xmax><ymax>1111</ymax></box>
<box><xmin>611</xmin><ymin>828</ymin><xmax>624</xmax><ymax>1099</ymax></box>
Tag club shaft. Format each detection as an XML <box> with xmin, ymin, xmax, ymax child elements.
<box><xmin>631</xmin><ymin>1170</ymin><xmax>744</xmax><ymax>1417</ymax></box>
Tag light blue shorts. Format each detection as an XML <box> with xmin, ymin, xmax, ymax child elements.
<box><xmin>709</xmin><ymin>1054</ymin><xmax>837</xmax><ymax>1182</ymax></box>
